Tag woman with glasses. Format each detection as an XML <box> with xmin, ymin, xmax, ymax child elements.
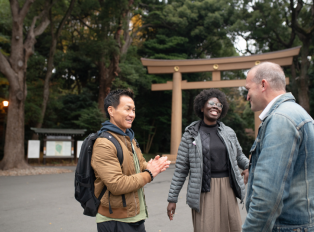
<box><xmin>166</xmin><ymin>89</ymin><xmax>249</xmax><ymax>232</ymax></box>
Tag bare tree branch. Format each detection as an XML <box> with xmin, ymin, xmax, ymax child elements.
<box><xmin>290</xmin><ymin>0</ymin><xmax>311</xmax><ymax>36</ymax></box>
<box><xmin>33</xmin><ymin>17</ymin><xmax>50</xmax><ymax>36</ymax></box>
<box><xmin>272</xmin><ymin>29</ymin><xmax>295</xmax><ymax>48</ymax></box>
<box><xmin>74</xmin><ymin>16</ymin><xmax>95</xmax><ymax>31</ymax></box>
<box><xmin>19</xmin><ymin>0</ymin><xmax>35</xmax><ymax>22</ymax></box>
<box><xmin>0</xmin><ymin>52</ymin><xmax>19</xmax><ymax>91</ymax></box>
<box><xmin>55</xmin><ymin>0</ymin><xmax>76</xmax><ymax>38</ymax></box>
<box><xmin>23</xmin><ymin>0</ymin><xmax>53</xmax><ymax>70</ymax></box>
<box><xmin>32</xmin><ymin>0</ymin><xmax>55</xmax><ymax>36</ymax></box>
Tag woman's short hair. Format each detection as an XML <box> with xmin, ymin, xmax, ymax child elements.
<box><xmin>194</xmin><ymin>89</ymin><xmax>229</xmax><ymax>120</ymax></box>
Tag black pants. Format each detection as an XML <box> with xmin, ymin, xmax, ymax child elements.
<box><xmin>97</xmin><ymin>220</ymin><xmax>146</xmax><ymax>232</ymax></box>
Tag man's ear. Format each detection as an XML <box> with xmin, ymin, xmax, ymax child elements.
<box><xmin>201</xmin><ymin>107</ymin><xmax>204</xmax><ymax>112</ymax></box>
<box><xmin>261</xmin><ymin>79</ymin><xmax>268</xmax><ymax>92</ymax></box>
<box><xmin>108</xmin><ymin>106</ymin><xmax>114</xmax><ymax>118</ymax></box>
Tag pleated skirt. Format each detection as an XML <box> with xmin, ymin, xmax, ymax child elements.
<box><xmin>192</xmin><ymin>177</ymin><xmax>242</xmax><ymax>232</ymax></box>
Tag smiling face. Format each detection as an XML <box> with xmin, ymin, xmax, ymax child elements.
<box><xmin>202</xmin><ymin>97</ymin><xmax>222</xmax><ymax>125</ymax></box>
<box><xmin>108</xmin><ymin>95</ymin><xmax>135</xmax><ymax>132</ymax></box>
<box><xmin>245</xmin><ymin>70</ymin><xmax>265</xmax><ymax>112</ymax></box>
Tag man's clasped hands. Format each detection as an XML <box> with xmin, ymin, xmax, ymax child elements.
<box><xmin>146</xmin><ymin>156</ymin><xmax>171</xmax><ymax>178</ymax></box>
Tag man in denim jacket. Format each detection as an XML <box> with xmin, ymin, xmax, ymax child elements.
<box><xmin>243</xmin><ymin>62</ymin><xmax>314</xmax><ymax>232</ymax></box>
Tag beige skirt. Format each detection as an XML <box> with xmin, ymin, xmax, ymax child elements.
<box><xmin>192</xmin><ymin>177</ymin><xmax>242</xmax><ymax>232</ymax></box>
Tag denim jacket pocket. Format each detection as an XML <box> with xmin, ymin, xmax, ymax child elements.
<box><xmin>272</xmin><ymin>224</ymin><xmax>314</xmax><ymax>232</ymax></box>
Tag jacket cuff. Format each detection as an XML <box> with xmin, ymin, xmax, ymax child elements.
<box><xmin>139</xmin><ymin>172</ymin><xmax>152</xmax><ymax>185</ymax></box>
<box><xmin>167</xmin><ymin>198</ymin><xmax>178</xmax><ymax>203</ymax></box>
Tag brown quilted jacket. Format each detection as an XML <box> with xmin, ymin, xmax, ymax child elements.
<box><xmin>91</xmin><ymin>131</ymin><xmax>151</xmax><ymax>219</ymax></box>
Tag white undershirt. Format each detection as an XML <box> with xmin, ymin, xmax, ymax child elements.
<box><xmin>259</xmin><ymin>94</ymin><xmax>283</xmax><ymax>121</ymax></box>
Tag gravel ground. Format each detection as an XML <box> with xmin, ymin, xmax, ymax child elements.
<box><xmin>0</xmin><ymin>167</ymin><xmax>73</xmax><ymax>176</ymax></box>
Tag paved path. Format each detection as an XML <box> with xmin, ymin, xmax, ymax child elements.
<box><xmin>0</xmin><ymin>165</ymin><xmax>247</xmax><ymax>232</ymax></box>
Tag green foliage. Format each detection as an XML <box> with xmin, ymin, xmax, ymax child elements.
<box><xmin>0</xmin><ymin>0</ymin><xmax>11</xmax><ymax>56</ymax></box>
<box><xmin>25</xmin><ymin>80</ymin><xmax>44</xmax><ymax>126</ymax></box>
<box><xmin>53</xmin><ymin>89</ymin><xmax>103</xmax><ymax>129</ymax></box>
<box><xmin>222</xmin><ymin>100</ymin><xmax>254</xmax><ymax>156</ymax></box>
<box><xmin>141</xmin><ymin>0</ymin><xmax>237</xmax><ymax>58</ymax></box>
<box><xmin>114</xmin><ymin>46</ymin><xmax>149</xmax><ymax>93</ymax></box>
<box><xmin>242</xmin><ymin>102</ymin><xmax>254</xmax><ymax>130</ymax></box>
<box><xmin>73</xmin><ymin>102</ymin><xmax>105</xmax><ymax>134</ymax></box>
<box><xmin>116</xmin><ymin>46</ymin><xmax>173</xmax><ymax>153</ymax></box>
<box><xmin>229</xmin><ymin>0</ymin><xmax>302</xmax><ymax>53</ymax></box>
<box><xmin>142</xmin><ymin>35</ymin><xmax>189</xmax><ymax>59</ymax></box>
<box><xmin>0</xmin><ymin>0</ymin><xmax>11</xmax><ymax>33</ymax></box>
<box><xmin>229</xmin><ymin>0</ymin><xmax>314</xmax><ymax>118</ymax></box>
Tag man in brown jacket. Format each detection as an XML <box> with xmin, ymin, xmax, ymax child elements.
<box><xmin>92</xmin><ymin>89</ymin><xmax>170</xmax><ymax>232</ymax></box>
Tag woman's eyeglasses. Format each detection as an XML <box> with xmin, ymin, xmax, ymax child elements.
<box><xmin>207</xmin><ymin>101</ymin><xmax>223</xmax><ymax>109</ymax></box>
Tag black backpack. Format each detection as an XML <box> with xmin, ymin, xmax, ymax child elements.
<box><xmin>74</xmin><ymin>131</ymin><xmax>123</xmax><ymax>217</ymax></box>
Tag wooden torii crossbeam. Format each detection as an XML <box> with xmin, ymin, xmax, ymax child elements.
<box><xmin>141</xmin><ymin>47</ymin><xmax>301</xmax><ymax>161</ymax></box>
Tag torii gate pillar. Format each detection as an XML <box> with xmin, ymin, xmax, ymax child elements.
<box><xmin>171</xmin><ymin>72</ymin><xmax>182</xmax><ymax>155</ymax></box>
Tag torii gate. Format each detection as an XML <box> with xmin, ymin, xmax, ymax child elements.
<box><xmin>141</xmin><ymin>46</ymin><xmax>301</xmax><ymax>162</ymax></box>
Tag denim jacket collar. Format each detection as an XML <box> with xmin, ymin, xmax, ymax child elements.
<box><xmin>261</xmin><ymin>92</ymin><xmax>295</xmax><ymax>121</ymax></box>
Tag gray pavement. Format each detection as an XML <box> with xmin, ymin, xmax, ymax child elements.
<box><xmin>0</xmin><ymin>165</ymin><xmax>247</xmax><ymax>232</ymax></box>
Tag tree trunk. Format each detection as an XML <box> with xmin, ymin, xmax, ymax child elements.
<box><xmin>97</xmin><ymin>26</ymin><xmax>123</xmax><ymax>114</ymax></box>
<box><xmin>98</xmin><ymin>61</ymin><xmax>110</xmax><ymax>115</ymax></box>
<box><xmin>0</xmin><ymin>0</ymin><xmax>51</xmax><ymax>170</ymax></box>
<box><xmin>96</xmin><ymin>1</ymin><xmax>135</xmax><ymax>113</ymax></box>
<box><xmin>296</xmin><ymin>37</ymin><xmax>311</xmax><ymax>113</ymax></box>
<box><xmin>290</xmin><ymin>0</ymin><xmax>313</xmax><ymax>113</ymax></box>
<box><xmin>34</xmin><ymin>35</ymin><xmax>56</xmax><ymax>130</ymax></box>
<box><xmin>289</xmin><ymin>60</ymin><xmax>299</xmax><ymax>101</ymax></box>
<box><xmin>0</xmin><ymin>83</ymin><xmax>28</xmax><ymax>169</ymax></box>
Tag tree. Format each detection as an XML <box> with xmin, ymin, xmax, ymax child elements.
<box><xmin>230</xmin><ymin>0</ymin><xmax>314</xmax><ymax>113</ymax></box>
<box><xmin>70</xmin><ymin>0</ymin><xmax>143</xmax><ymax>114</ymax></box>
<box><xmin>0</xmin><ymin>0</ymin><xmax>54</xmax><ymax>170</ymax></box>
<box><xmin>34</xmin><ymin>0</ymin><xmax>76</xmax><ymax>132</ymax></box>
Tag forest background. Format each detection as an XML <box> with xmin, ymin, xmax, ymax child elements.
<box><xmin>0</xmin><ymin>0</ymin><xmax>313</xmax><ymax>170</ymax></box>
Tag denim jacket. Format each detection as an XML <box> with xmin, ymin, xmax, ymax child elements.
<box><xmin>243</xmin><ymin>93</ymin><xmax>314</xmax><ymax>232</ymax></box>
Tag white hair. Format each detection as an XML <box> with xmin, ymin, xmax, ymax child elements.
<box><xmin>249</xmin><ymin>62</ymin><xmax>286</xmax><ymax>91</ymax></box>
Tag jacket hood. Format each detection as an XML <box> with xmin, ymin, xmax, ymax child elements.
<box><xmin>98</xmin><ymin>120</ymin><xmax>135</xmax><ymax>141</ymax></box>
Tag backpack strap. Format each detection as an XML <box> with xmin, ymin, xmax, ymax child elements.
<box><xmin>97</xmin><ymin>131</ymin><xmax>126</xmax><ymax>213</ymax></box>
<box><xmin>98</xmin><ymin>185</ymin><xmax>107</xmax><ymax>201</ymax></box>
<box><xmin>99</xmin><ymin>131</ymin><xmax>123</xmax><ymax>165</ymax></box>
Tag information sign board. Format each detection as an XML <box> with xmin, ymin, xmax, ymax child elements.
<box><xmin>27</xmin><ymin>140</ymin><xmax>40</xmax><ymax>158</ymax></box>
<box><xmin>46</xmin><ymin>141</ymin><xmax>72</xmax><ymax>156</ymax></box>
